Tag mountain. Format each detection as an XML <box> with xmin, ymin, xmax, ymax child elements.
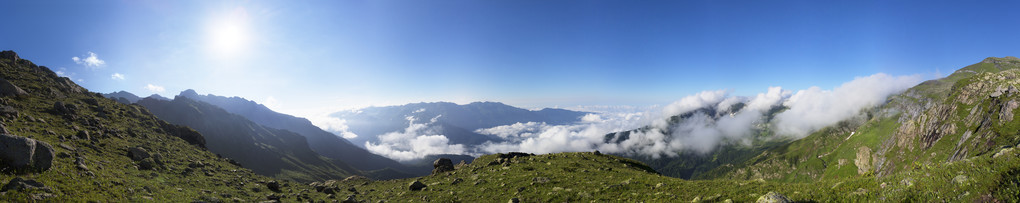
<box><xmin>333</xmin><ymin>101</ymin><xmax>589</xmax><ymax>149</ymax></box>
<box><xmin>173</xmin><ymin>90</ymin><xmax>416</xmax><ymax>178</ymax></box>
<box><xmin>136</xmin><ymin>96</ymin><xmax>357</xmax><ymax>182</ymax></box>
<box><xmin>700</xmin><ymin>56</ymin><xmax>1020</xmax><ymax>182</ymax></box>
<box><xmin>0</xmin><ymin>50</ymin><xmax>341</xmax><ymax>201</ymax></box>
<box><xmin>102</xmin><ymin>91</ymin><xmax>140</xmax><ymax>104</ymax></box>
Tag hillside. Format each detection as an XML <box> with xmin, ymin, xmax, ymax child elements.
<box><xmin>136</xmin><ymin>96</ymin><xmax>358</xmax><ymax>182</ymax></box>
<box><xmin>317</xmin><ymin>150</ymin><xmax>1020</xmax><ymax>202</ymax></box>
<box><xmin>0</xmin><ymin>51</ymin><xmax>335</xmax><ymax>201</ymax></box>
<box><xmin>699</xmin><ymin>57</ymin><xmax>1020</xmax><ymax>182</ymax></box>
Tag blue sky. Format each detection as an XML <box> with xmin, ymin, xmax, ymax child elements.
<box><xmin>2</xmin><ymin>0</ymin><xmax>1019</xmax><ymax>117</ymax></box>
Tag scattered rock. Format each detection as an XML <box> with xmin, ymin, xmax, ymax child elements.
<box><xmin>0</xmin><ymin>106</ymin><xmax>18</xmax><ymax>119</ymax></box>
<box><xmin>533</xmin><ymin>177</ymin><xmax>550</xmax><ymax>184</ymax></box>
<box><xmin>432</xmin><ymin>158</ymin><xmax>454</xmax><ymax>174</ymax></box>
<box><xmin>342</xmin><ymin>195</ymin><xmax>358</xmax><ymax>203</ymax></box>
<box><xmin>508</xmin><ymin>197</ymin><xmax>520</xmax><ymax>203</ymax></box>
<box><xmin>451</xmin><ymin>178</ymin><xmax>463</xmax><ymax>185</ymax></box>
<box><xmin>0</xmin><ymin>133</ymin><xmax>55</xmax><ymax>173</ymax></box>
<box><xmin>593</xmin><ymin>150</ymin><xmax>601</xmax><ymax>156</ymax></box>
<box><xmin>408</xmin><ymin>180</ymin><xmax>426</xmax><ymax>191</ymax></box>
<box><xmin>138</xmin><ymin>158</ymin><xmax>156</xmax><ymax>170</ymax></box>
<box><xmin>58</xmin><ymin>143</ymin><xmax>75</xmax><ymax>151</ymax></box>
<box><xmin>51</xmin><ymin>101</ymin><xmax>77</xmax><ymax>116</ymax></box>
<box><xmin>128</xmin><ymin>147</ymin><xmax>150</xmax><ymax>161</ymax></box>
<box><xmin>75</xmin><ymin>130</ymin><xmax>90</xmax><ymax>140</ymax></box>
<box><xmin>0</xmin><ymin>77</ymin><xmax>27</xmax><ymax>98</ymax></box>
<box><xmin>1</xmin><ymin>177</ymin><xmax>51</xmax><ymax>192</ymax></box>
<box><xmin>994</xmin><ymin>147</ymin><xmax>1015</xmax><ymax>158</ymax></box>
<box><xmin>953</xmin><ymin>175</ymin><xmax>969</xmax><ymax>185</ymax></box>
<box><xmin>756</xmin><ymin>191</ymin><xmax>791</xmax><ymax>203</ymax></box>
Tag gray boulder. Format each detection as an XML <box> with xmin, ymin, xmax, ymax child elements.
<box><xmin>0</xmin><ymin>133</ymin><xmax>55</xmax><ymax>173</ymax></box>
<box><xmin>128</xmin><ymin>147</ymin><xmax>150</xmax><ymax>161</ymax></box>
<box><xmin>408</xmin><ymin>180</ymin><xmax>426</xmax><ymax>191</ymax></box>
<box><xmin>432</xmin><ymin>158</ymin><xmax>454</xmax><ymax>174</ymax></box>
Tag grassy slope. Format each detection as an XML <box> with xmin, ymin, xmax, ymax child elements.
<box><xmin>0</xmin><ymin>54</ymin><xmax>333</xmax><ymax>201</ymax></box>
<box><xmin>321</xmin><ymin>151</ymin><xmax>1020</xmax><ymax>202</ymax></box>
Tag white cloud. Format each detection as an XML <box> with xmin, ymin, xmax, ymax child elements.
<box><xmin>364</xmin><ymin>116</ymin><xmax>467</xmax><ymax>162</ymax></box>
<box><xmin>144</xmin><ymin>84</ymin><xmax>165</xmax><ymax>92</ymax></box>
<box><xmin>469</xmin><ymin>73</ymin><xmax>920</xmax><ymax>158</ymax></box>
<box><xmin>111</xmin><ymin>73</ymin><xmax>125</xmax><ymax>80</ymax></box>
<box><xmin>72</xmin><ymin>52</ymin><xmax>106</xmax><ymax>68</ymax></box>
<box><xmin>773</xmin><ymin>73</ymin><xmax>921</xmax><ymax>137</ymax></box>
<box><xmin>263</xmin><ymin>96</ymin><xmax>279</xmax><ymax>109</ymax></box>
<box><xmin>309</xmin><ymin>116</ymin><xmax>359</xmax><ymax>139</ymax></box>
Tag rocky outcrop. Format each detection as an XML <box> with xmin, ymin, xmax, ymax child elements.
<box><xmin>159</xmin><ymin>123</ymin><xmax>206</xmax><ymax>148</ymax></box>
<box><xmin>1</xmin><ymin>177</ymin><xmax>51</xmax><ymax>192</ymax></box>
<box><xmin>0</xmin><ymin>77</ymin><xmax>27</xmax><ymax>98</ymax></box>
<box><xmin>0</xmin><ymin>133</ymin><xmax>55</xmax><ymax>173</ymax></box>
<box><xmin>0</xmin><ymin>50</ymin><xmax>18</xmax><ymax>61</ymax></box>
<box><xmin>432</xmin><ymin>158</ymin><xmax>454</xmax><ymax>174</ymax></box>
<box><xmin>756</xmin><ymin>191</ymin><xmax>791</xmax><ymax>203</ymax></box>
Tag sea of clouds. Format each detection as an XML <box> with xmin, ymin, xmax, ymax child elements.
<box><xmin>330</xmin><ymin>73</ymin><xmax>921</xmax><ymax>161</ymax></box>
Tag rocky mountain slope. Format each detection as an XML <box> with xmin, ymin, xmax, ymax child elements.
<box><xmin>136</xmin><ymin>96</ymin><xmax>358</xmax><ymax>182</ymax></box>
<box><xmin>173</xmin><ymin>90</ymin><xmax>414</xmax><ymax>177</ymax></box>
<box><xmin>702</xmin><ymin>57</ymin><xmax>1020</xmax><ymax>182</ymax></box>
<box><xmin>0</xmin><ymin>50</ymin><xmax>338</xmax><ymax>201</ymax></box>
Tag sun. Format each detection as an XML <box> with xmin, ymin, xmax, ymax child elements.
<box><xmin>206</xmin><ymin>7</ymin><xmax>251</xmax><ymax>58</ymax></box>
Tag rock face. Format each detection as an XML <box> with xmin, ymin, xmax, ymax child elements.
<box><xmin>0</xmin><ymin>77</ymin><xmax>27</xmax><ymax>98</ymax></box>
<box><xmin>0</xmin><ymin>133</ymin><xmax>55</xmax><ymax>173</ymax></box>
<box><xmin>0</xmin><ymin>50</ymin><xmax>18</xmax><ymax>61</ymax></box>
<box><xmin>432</xmin><ymin>158</ymin><xmax>454</xmax><ymax>174</ymax></box>
<box><xmin>756</xmin><ymin>191</ymin><xmax>792</xmax><ymax>203</ymax></box>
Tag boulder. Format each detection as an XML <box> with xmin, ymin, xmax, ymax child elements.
<box><xmin>0</xmin><ymin>133</ymin><xmax>55</xmax><ymax>173</ymax></box>
<box><xmin>0</xmin><ymin>77</ymin><xmax>27</xmax><ymax>98</ymax></box>
<box><xmin>408</xmin><ymin>180</ymin><xmax>426</xmax><ymax>191</ymax></box>
<box><xmin>128</xmin><ymin>147</ymin><xmax>150</xmax><ymax>161</ymax></box>
<box><xmin>75</xmin><ymin>130</ymin><xmax>90</xmax><ymax>140</ymax></box>
<box><xmin>267</xmin><ymin>181</ymin><xmax>281</xmax><ymax>192</ymax></box>
<box><xmin>756</xmin><ymin>191</ymin><xmax>792</xmax><ymax>203</ymax></box>
<box><xmin>432</xmin><ymin>158</ymin><xmax>454</xmax><ymax>174</ymax></box>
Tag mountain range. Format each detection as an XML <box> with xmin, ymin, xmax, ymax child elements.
<box><xmin>3</xmin><ymin>50</ymin><xmax>1020</xmax><ymax>201</ymax></box>
<box><xmin>333</xmin><ymin>101</ymin><xmax>589</xmax><ymax>149</ymax></box>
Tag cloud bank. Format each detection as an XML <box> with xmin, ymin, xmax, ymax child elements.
<box><xmin>145</xmin><ymin>84</ymin><xmax>165</xmax><ymax>92</ymax></box>
<box><xmin>469</xmin><ymin>73</ymin><xmax>920</xmax><ymax>158</ymax></box>
<box><xmin>364</xmin><ymin>116</ymin><xmax>467</xmax><ymax>162</ymax></box>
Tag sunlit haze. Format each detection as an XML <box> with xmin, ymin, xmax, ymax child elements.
<box><xmin>3</xmin><ymin>0</ymin><xmax>1019</xmax><ymax>122</ymax></box>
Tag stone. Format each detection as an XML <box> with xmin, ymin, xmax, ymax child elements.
<box><xmin>0</xmin><ymin>133</ymin><xmax>55</xmax><ymax>173</ymax></box>
<box><xmin>128</xmin><ymin>147</ymin><xmax>150</xmax><ymax>161</ymax></box>
<box><xmin>1</xmin><ymin>177</ymin><xmax>50</xmax><ymax>192</ymax></box>
<box><xmin>138</xmin><ymin>158</ymin><xmax>156</xmax><ymax>170</ymax></box>
<box><xmin>75</xmin><ymin>130</ymin><xmax>90</xmax><ymax>140</ymax></box>
<box><xmin>432</xmin><ymin>158</ymin><xmax>454</xmax><ymax>174</ymax></box>
<box><xmin>408</xmin><ymin>180</ymin><xmax>426</xmax><ymax>191</ymax></box>
<box><xmin>267</xmin><ymin>181</ymin><xmax>281</xmax><ymax>192</ymax></box>
<box><xmin>756</xmin><ymin>191</ymin><xmax>791</xmax><ymax>203</ymax></box>
<box><xmin>0</xmin><ymin>77</ymin><xmax>27</xmax><ymax>98</ymax></box>
<box><xmin>0</xmin><ymin>106</ymin><xmax>18</xmax><ymax>118</ymax></box>
<box><xmin>508</xmin><ymin>198</ymin><xmax>520</xmax><ymax>203</ymax></box>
